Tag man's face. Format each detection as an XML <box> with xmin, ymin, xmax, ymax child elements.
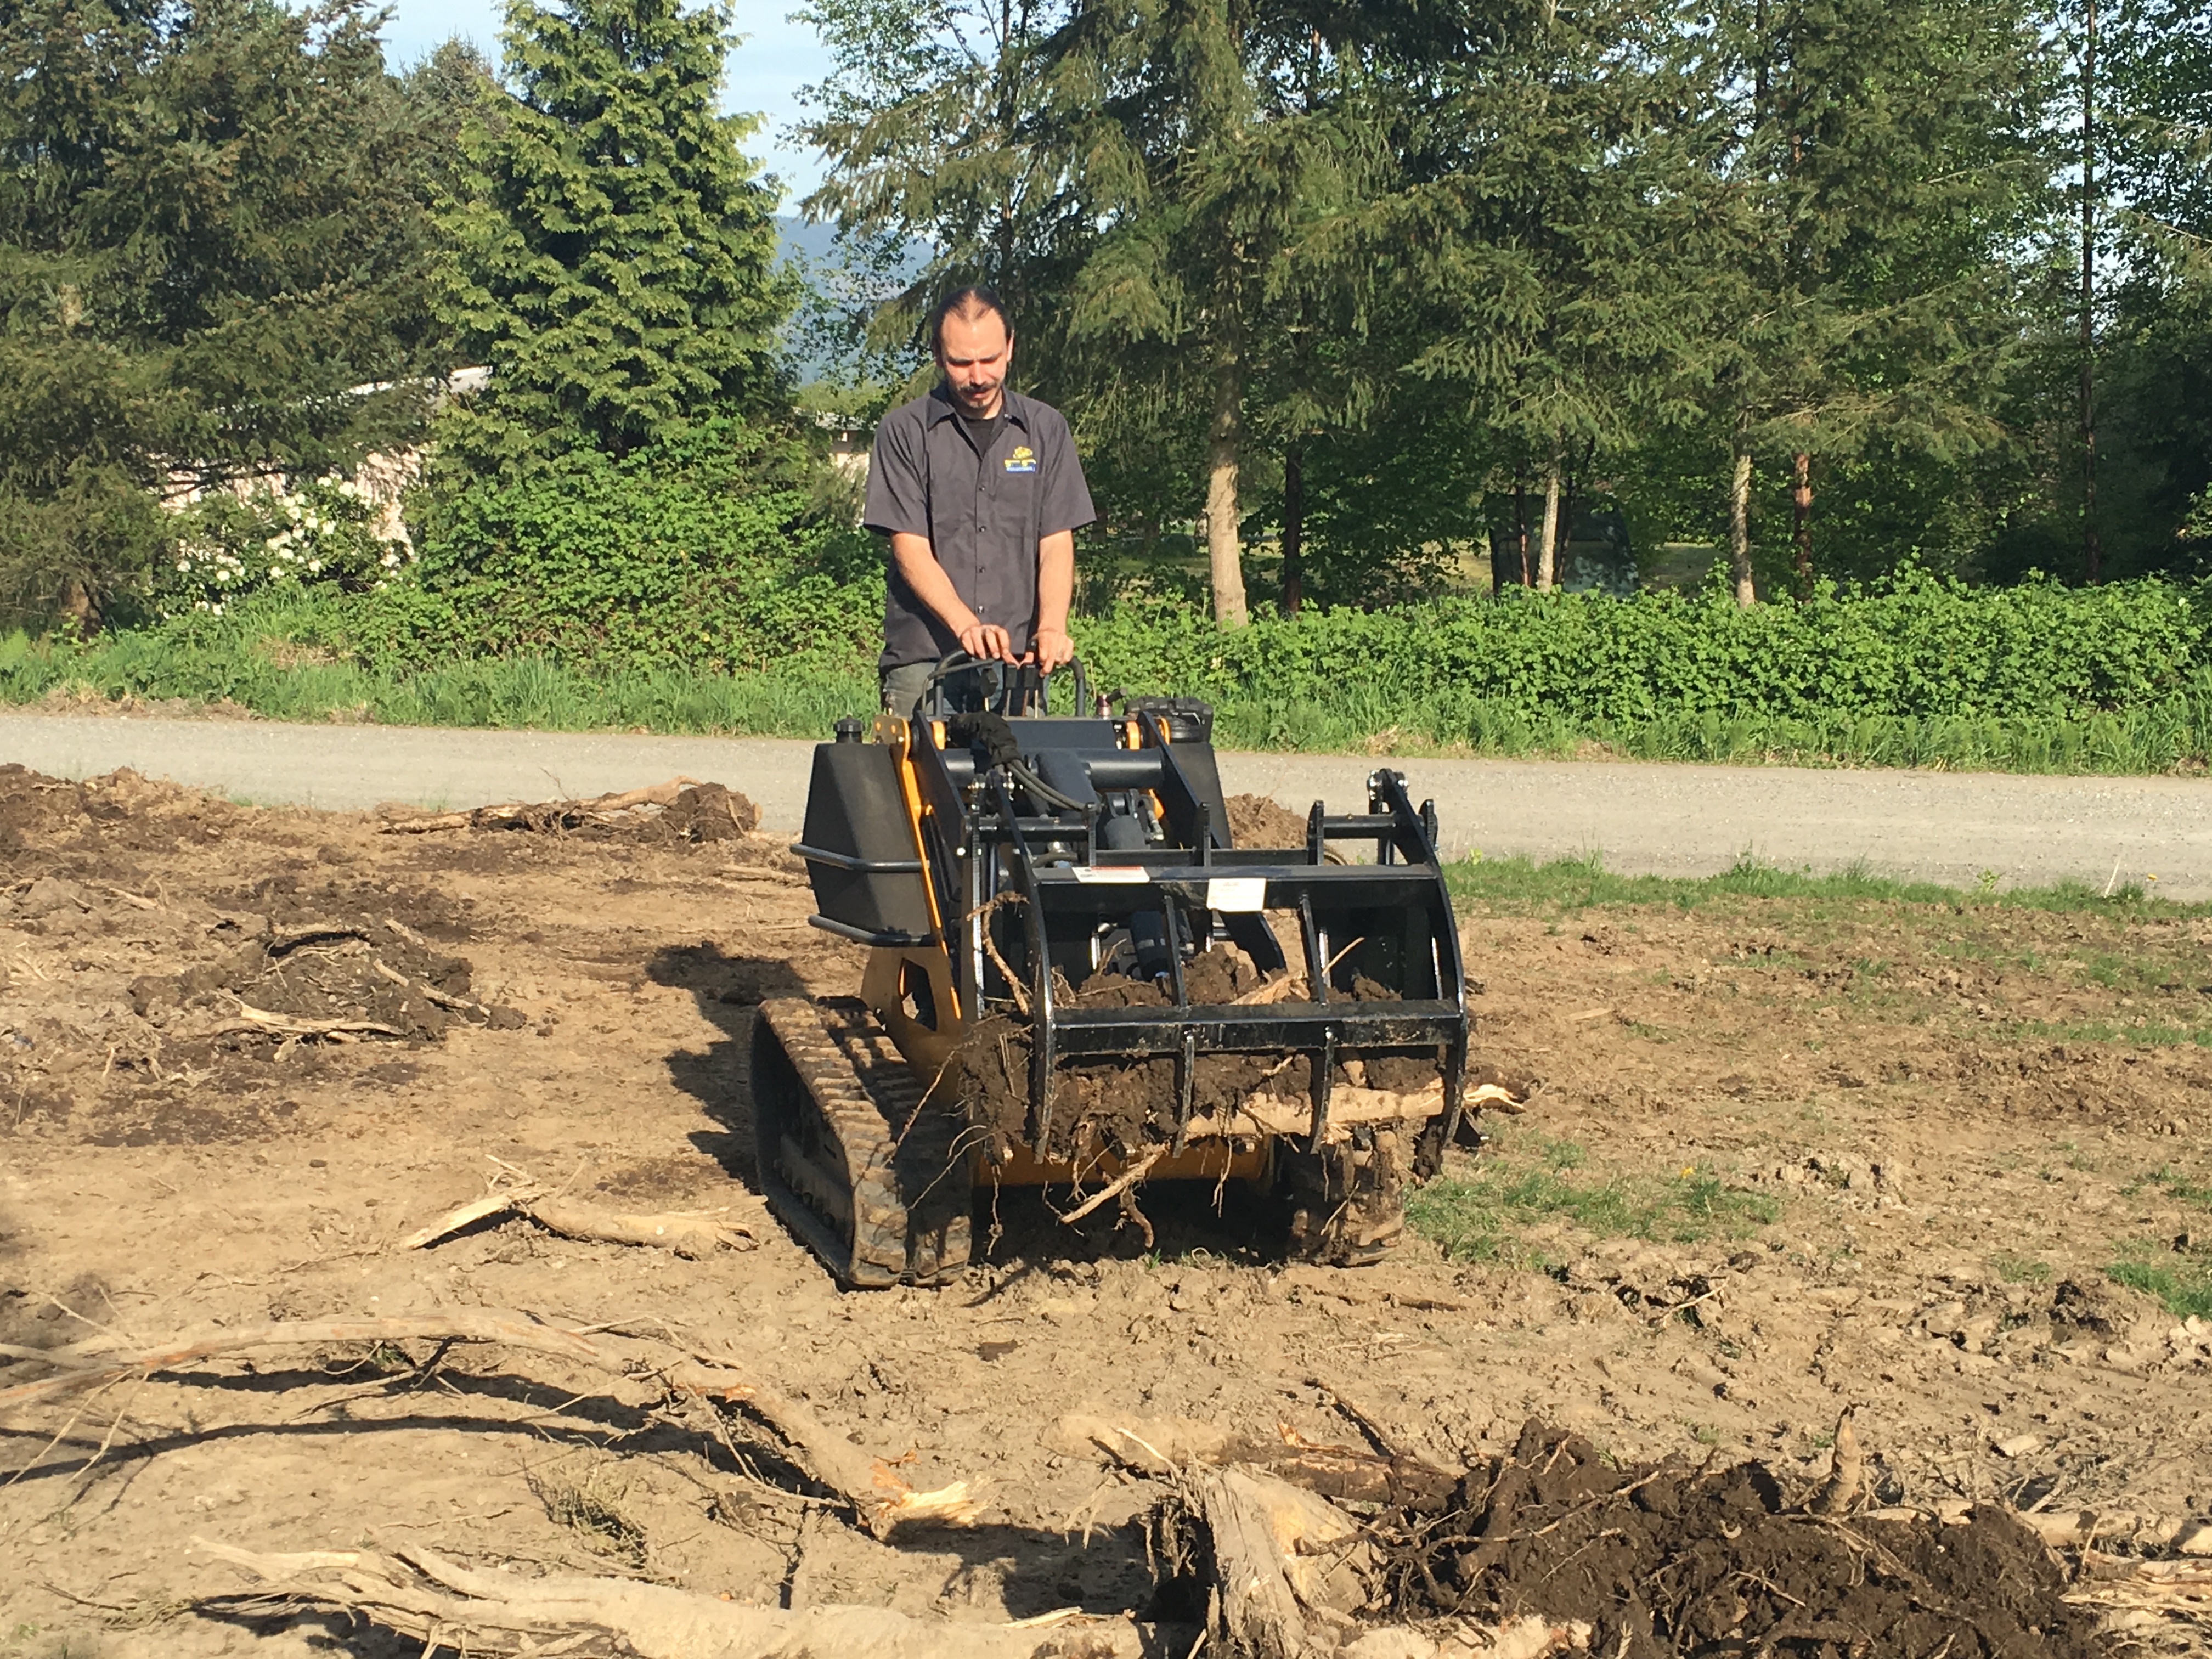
<box><xmin>936</xmin><ymin>308</ymin><xmax>1012</xmax><ymax>416</ymax></box>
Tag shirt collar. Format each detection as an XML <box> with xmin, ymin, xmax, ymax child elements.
<box><xmin>927</xmin><ymin>385</ymin><xmax>1030</xmax><ymax>429</ymax></box>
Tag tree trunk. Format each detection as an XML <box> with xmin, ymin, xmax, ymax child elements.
<box><xmin>1730</xmin><ymin>446</ymin><xmax>1755</xmax><ymax>608</ymax></box>
<box><xmin>1489</xmin><ymin>522</ymin><xmax>1503</xmax><ymax>596</ymax></box>
<box><xmin>1559</xmin><ymin>464</ymin><xmax>1578</xmax><ymax>588</ymax></box>
<box><xmin>1206</xmin><ymin>322</ymin><xmax>1250</xmax><ymax>628</ymax></box>
<box><xmin>1791</xmin><ymin>451</ymin><xmax>1814</xmax><ymax>591</ymax></box>
<box><xmin>1536</xmin><ymin>452</ymin><xmax>1561</xmax><ymax>591</ymax></box>
<box><xmin>59</xmin><ymin>575</ymin><xmax>100</xmax><ymax>634</ymax></box>
<box><xmin>1280</xmin><ymin>440</ymin><xmax>1304</xmax><ymax>617</ymax></box>
<box><xmin>2080</xmin><ymin>0</ymin><xmax>2101</xmax><ymax>584</ymax></box>
<box><xmin>1514</xmin><ymin>471</ymin><xmax>1530</xmax><ymax>587</ymax></box>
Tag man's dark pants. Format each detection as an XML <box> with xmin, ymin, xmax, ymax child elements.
<box><xmin>879</xmin><ymin>659</ymin><xmax>1009</xmax><ymax>718</ymax></box>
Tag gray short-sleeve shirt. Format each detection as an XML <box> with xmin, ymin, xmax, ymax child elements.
<box><xmin>863</xmin><ymin>385</ymin><xmax>1096</xmax><ymax>669</ymax></box>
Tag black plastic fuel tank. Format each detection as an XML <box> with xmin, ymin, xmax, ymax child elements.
<box><xmin>792</xmin><ymin>739</ymin><xmax>934</xmax><ymax>944</ymax></box>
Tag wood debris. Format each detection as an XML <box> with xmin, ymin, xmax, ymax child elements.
<box><xmin>194</xmin><ymin>1538</ymin><xmax>1148</xmax><ymax>1659</ymax></box>
<box><xmin>0</xmin><ymin>1308</ymin><xmax>978</xmax><ymax>1537</ymax></box>
<box><xmin>377</xmin><ymin>777</ymin><xmax>732</xmax><ymax>835</ymax></box>
<box><xmin>399</xmin><ymin>1187</ymin><xmax>757</xmax><ymax>1259</ymax></box>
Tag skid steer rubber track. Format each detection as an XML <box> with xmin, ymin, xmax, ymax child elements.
<box><xmin>752</xmin><ymin>996</ymin><xmax>972</xmax><ymax>1288</ymax></box>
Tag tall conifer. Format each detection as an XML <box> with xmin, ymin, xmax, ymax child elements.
<box><xmin>1694</xmin><ymin>0</ymin><xmax>2050</xmax><ymax>598</ymax></box>
<box><xmin>436</xmin><ymin>0</ymin><xmax>795</xmax><ymax>463</ymax></box>
<box><xmin>0</xmin><ymin>0</ymin><xmax>441</xmax><ymax>624</ymax></box>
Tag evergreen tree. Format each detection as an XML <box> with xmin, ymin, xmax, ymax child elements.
<box><xmin>1692</xmin><ymin>0</ymin><xmax>2051</xmax><ymax>599</ymax></box>
<box><xmin>1369</xmin><ymin>0</ymin><xmax>1713</xmax><ymax>592</ymax></box>
<box><xmin>2093</xmin><ymin>0</ymin><xmax>2211</xmax><ymax>569</ymax></box>
<box><xmin>436</xmin><ymin>0</ymin><xmax>796</xmax><ymax>465</ymax></box>
<box><xmin>0</xmin><ymin>0</ymin><xmax>444</xmax><ymax>626</ymax></box>
<box><xmin>797</xmin><ymin>0</ymin><xmax>1070</xmax><ymax>317</ymax></box>
<box><xmin>803</xmin><ymin>0</ymin><xmax>1411</xmax><ymax>626</ymax></box>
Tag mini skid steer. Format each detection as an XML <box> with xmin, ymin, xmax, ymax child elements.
<box><xmin>753</xmin><ymin>660</ymin><xmax>1473</xmax><ymax>1286</ymax></box>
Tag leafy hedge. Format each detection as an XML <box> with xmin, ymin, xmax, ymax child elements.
<box><xmin>347</xmin><ymin>420</ymin><xmax>883</xmax><ymax>672</ymax></box>
<box><xmin>17</xmin><ymin>450</ymin><xmax>2212</xmax><ymax>776</ymax></box>
<box><xmin>1072</xmin><ymin>572</ymin><xmax>2210</xmax><ymax>724</ymax></box>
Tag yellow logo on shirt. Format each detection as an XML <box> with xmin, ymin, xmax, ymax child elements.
<box><xmin>1004</xmin><ymin>445</ymin><xmax>1038</xmax><ymax>473</ymax></box>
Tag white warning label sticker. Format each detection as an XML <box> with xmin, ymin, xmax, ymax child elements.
<box><xmin>1205</xmin><ymin>877</ymin><xmax>1267</xmax><ymax>912</ymax></box>
<box><xmin>1070</xmin><ymin>865</ymin><xmax>1152</xmax><ymax>884</ymax></box>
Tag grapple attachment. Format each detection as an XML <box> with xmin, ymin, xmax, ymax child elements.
<box><xmin>775</xmin><ymin>674</ymin><xmax>1471</xmax><ymax>1284</ymax></box>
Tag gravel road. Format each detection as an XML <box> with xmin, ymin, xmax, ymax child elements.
<box><xmin>4</xmin><ymin>709</ymin><xmax>2205</xmax><ymax>896</ymax></box>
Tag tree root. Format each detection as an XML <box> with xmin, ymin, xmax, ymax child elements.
<box><xmin>1049</xmin><ymin>1412</ymin><xmax>1462</xmax><ymax>1509</ymax></box>
<box><xmin>193</xmin><ymin>1537</ymin><xmax>1149</xmax><ymax>1658</ymax></box>
<box><xmin>377</xmin><ymin>777</ymin><xmax>706</xmax><ymax>834</ymax></box>
<box><xmin>1176</xmin><ymin>1466</ymin><xmax>1593</xmax><ymax>1659</ymax></box>
<box><xmin>399</xmin><ymin>1189</ymin><xmax>758</xmax><ymax>1259</ymax></box>
<box><xmin>0</xmin><ymin>1308</ymin><xmax>978</xmax><ymax>1537</ymax></box>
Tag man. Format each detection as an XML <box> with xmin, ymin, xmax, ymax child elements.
<box><xmin>863</xmin><ymin>287</ymin><xmax>1095</xmax><ymax>715</ymax></box>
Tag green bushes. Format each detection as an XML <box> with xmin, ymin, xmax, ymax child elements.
<box><xmin>16</xmin><ymin>530</ymin><xmax>2212</xmax><ymax>776</ymax></box>
<box><xmin>1073</xmin><ymin>571</ymin><xmax>2208</xmax><ymax>725</ymax></box>
<box><xmin>373</xmin><ymin>421</ymin><xmax>882</xmax><ymax>672</ymax></box>
<box><xmin>1054</xmin><ymin>571</ymin><xmax>2212</xmax><ymax>769</ymax></box>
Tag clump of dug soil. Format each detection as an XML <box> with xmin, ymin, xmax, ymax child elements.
<box><xmin>1368</xmin><ymin>1419</ymin><xmax>2103</xmax><ymax>1658</ymax></box>
<box><xmin>1224</xmin><ymin>792</ymin><xmax>1311</xmax><ymax>849</ymax></box>
<box><xmin>942</xmin><ymin>947</ymin><xmax>1443</xmax><ymax>1165</ymax></box>
<box><xmin>128</xmin><ymin>918</ymin><xmax>523</xmax><ymax>1041</ymax></box>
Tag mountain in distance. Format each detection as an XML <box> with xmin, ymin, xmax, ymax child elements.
<box><xmin>773</xmin><ymin>216</ymin><xmax>929</xmax><ymax>279</ymax></box>
<box><xmin>772</xmin><ymin>216</ymin><xmax>844</xmax><ymax>267</ymax></box>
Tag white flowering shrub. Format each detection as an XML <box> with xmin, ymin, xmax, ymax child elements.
<box><xmin>155</xmin><ymin>474</ymin><xmax>409</xmax><ymax>618</ymax></box>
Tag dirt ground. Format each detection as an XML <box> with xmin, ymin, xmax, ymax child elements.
<box><xmin>2</xmin><ymin>764</ymin><xmax>2209</xmax><ymax>1655</ymax></box>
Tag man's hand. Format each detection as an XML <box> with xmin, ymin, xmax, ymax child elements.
<box><xmin>958</xmin><ymin>619</ymin><xmax>1017</xmax><ymax>663</ymax></box>
<box><xmin>1031</xmin><ymin>625</ymin><xmax>1074</xmax><ymax>674</ymax></box>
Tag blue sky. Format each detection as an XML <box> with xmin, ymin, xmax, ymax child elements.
<box><xmin>377</xmin><ymin>3</ymin><xmax>836</xmax><ymax>203</ymax></box>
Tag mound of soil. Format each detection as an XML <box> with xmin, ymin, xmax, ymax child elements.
<box><xmin>1373</xmin><ymin>1420</ymin><xmax>2102</xmax><ymax>1658</ymax></box>
<box><xmin>128</xmin><ymin>919</ymin><xmax>521</xmax><ymax>1040</ymax></box>
<box><xmin>652</xmin><ymin>781</ymin><xmax>760</xmax><ymax>843</ymax></box>
<box><xmin>1224</xmin><ymin>792</ymin><xmax>1311</xmax><ymax>850</ymax></box>
<box><xmin>1</xmin><ymin>764</ymin><xmax>523</xmax><ymax>1132</ymax></box>
<box><xmin>0</xmin><ymin>761</ymin><xmax>241</xmax><ymax>856</ymax></box>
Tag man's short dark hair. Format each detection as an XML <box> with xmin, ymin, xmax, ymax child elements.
<box><xmin>930</xmin><ymin>286</ymin><xmax>1011</xmax><ymax>353</ymax></box>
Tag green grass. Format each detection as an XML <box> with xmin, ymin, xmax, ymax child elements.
<box><xmin>2124</xmin><ymin>1164</ymin><xmax>2212</xmax><ymax>1209</ymax></box>
<box><xmin>2104</xmin><ymin>1171</ymin><xmax>2212</xmax><ymax>1314</ymax></box>
<box><xmin>10</xmin><ymin>608</ymin><xmax>2212</xmax><ymax>776</ymax></box>
<box><xmin>2106</xmin><ymin>1254</ymin><xmax>2212</xmax><ymax>1319</ymax></box>
<box><xmin>3</xmin><ymin>625</ymin><xmax>876</xmax><ymax>737</ymax></box>
<box><xmin>1404</xmin><ymin>1131</ymin><xmax>1780</xmax><ymax>1266</ymax></box>
<box><xmin>1990</xmin><ymin>1251</ymin><xmax>2055</xmax><ymax>1285</ymax></box>
<box><xmin>1441</xmin><ymin>849</ymin><xmax>2207</xmax><ymax>918</ymax></box>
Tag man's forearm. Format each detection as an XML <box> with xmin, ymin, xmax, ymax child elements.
<box><xmin>1035</xmin><ymin>529</ymin><xmax>1074</xmax><ymax>635</ymax></box>
<box><xmin>890</xmin><ymin>532</ymin><xmax>977</xmax><ymax>635</ymax></box>
<box><xmin>891</xmin><ymin>530</ymin><xmax>1018</xmax><ymax>663</ymax></box>
<box><xmin>1031</xmin><ymin>529</ymin><xmax>1076</xmax><ymax>671</ymax></box>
